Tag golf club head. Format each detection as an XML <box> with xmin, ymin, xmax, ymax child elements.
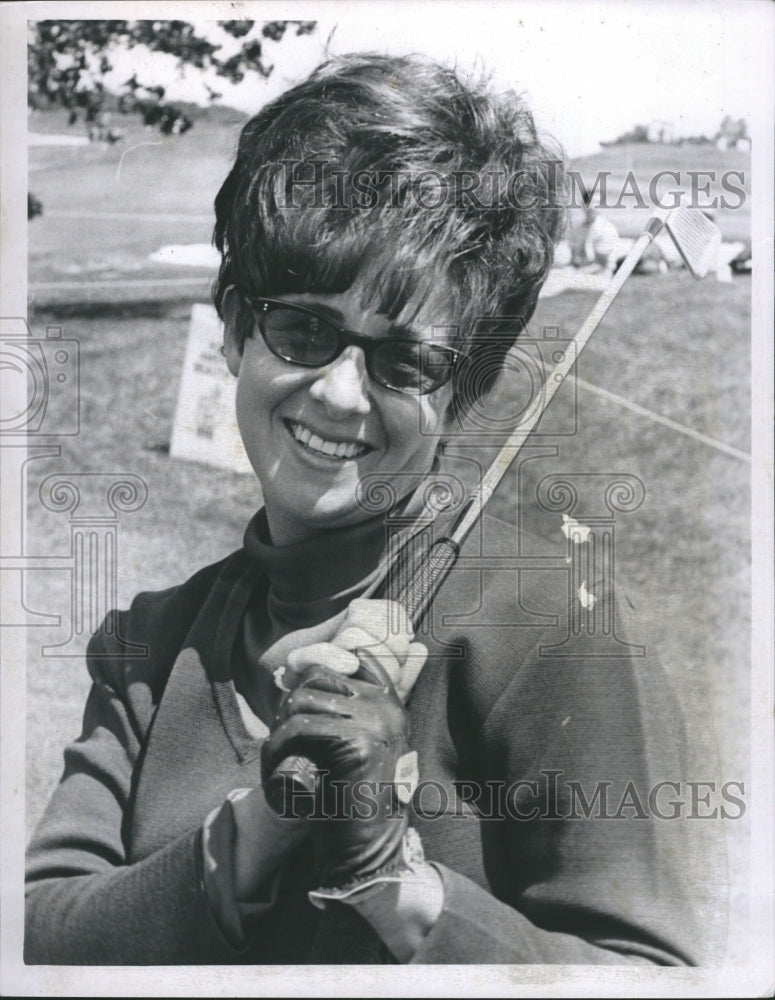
<box><xmin>664</xmin><ymin>205</ymin><xmax>722</xmax><ymax>278</ymax></box>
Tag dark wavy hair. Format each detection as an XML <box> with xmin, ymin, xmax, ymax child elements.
<box><xmin>213</xmin><ymin>53</ymin><xmax>566</xmax><ymax>415</ymax></box>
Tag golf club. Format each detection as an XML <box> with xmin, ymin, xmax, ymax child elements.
<box><xmin>264</xmin><ymin>203</ymin><xmax>722</xmax><ymax>814</ymax></box>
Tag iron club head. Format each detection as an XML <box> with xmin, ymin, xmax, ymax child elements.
<box><xmin>664</xmin><ymin>205</ymin><xmax>722</xmax><ymax>278</ymax></box>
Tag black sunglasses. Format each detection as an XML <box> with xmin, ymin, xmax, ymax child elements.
<box><xmin>239</xmin><ymin>294</ymin><xmax>460</xmax><ymax>396</ymax></box>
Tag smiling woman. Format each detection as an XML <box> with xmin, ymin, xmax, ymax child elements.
<box><xmin>25</xmin><ymin>52</ymin><xmax>714</xmax><ymax>967</ymax></box>
<box><xmin>222</xmin><ymin>284</ymin><xmax>456</xmax><ymax>542</ymax></box>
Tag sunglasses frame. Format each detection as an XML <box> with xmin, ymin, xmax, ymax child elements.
<box><xmin>238</xmin><ymin>292</ymin><xmax>461</xmax><ymax>396</ymax></box>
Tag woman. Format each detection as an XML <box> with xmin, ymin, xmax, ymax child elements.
<box><xmin>25</xmin><ymin>53</ymin><xmax>705</xmax><ymax>965</ymax></box>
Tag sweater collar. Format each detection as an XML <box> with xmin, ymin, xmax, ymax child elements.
<box><xmin>243</xmin><ymin>507</ymin><xmax>388</xmax><ymax>607</ymax></box>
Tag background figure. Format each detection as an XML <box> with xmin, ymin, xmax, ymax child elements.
<box><xmin>569</xmin><ymin>193</ymin><xmax>624</xmax><ymax>275</ymax></box>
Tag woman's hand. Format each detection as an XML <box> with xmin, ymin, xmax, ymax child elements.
<box><xmin>266</xmin><ymin>598</ymin><xmax>428</xmax><ymax>704</ymax></box>
<box><xmin>258</xmin><ymin>597</ymin><xmax>427</xmax><ymax>895</ymax></box>
<box><xmin>261</xmin><ymin>656</ymin><xmax>415</xmax><ymax>891</ymax></box>
<box><xmin>214</xmin><ymin>598</ymin><xmax>426</xmax><ymax>906</ymax></box>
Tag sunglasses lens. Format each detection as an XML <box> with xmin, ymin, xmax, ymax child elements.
<box><xmin>254</xmin><ymin>299</ymin><xmax>456</xmax><ymax>395</ymax></box>
<box><xmin>261</xmin><ymin>307</ymin><xmax>338</xmax><ymax>366</ymax></box>
<box><xmin>372</xmin><ymin>341</ymin><xmax>455</xmax><ymax>394</ymax></box>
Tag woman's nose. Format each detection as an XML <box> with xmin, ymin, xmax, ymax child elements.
<box><xmin>307</xmin><ymin>346</ymin><xmax>372</xmax><ymax>417</ymax></box>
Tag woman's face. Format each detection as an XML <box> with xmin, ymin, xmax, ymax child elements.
<box><xmin>224</xmin><ymin>285</ymin><xmax>456</xmax><ymax>544</ymax></box>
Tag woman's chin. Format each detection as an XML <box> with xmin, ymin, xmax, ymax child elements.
<box><xmin>261</xmin><ymin>489</ymin><xmax>372</xmax><ymax>543</ymax></box>
<box><xmin>308</xmin><ymin>493</ymin><xmax>372</xmax><ymax>531</ymax></box>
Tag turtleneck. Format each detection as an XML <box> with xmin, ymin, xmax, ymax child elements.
<box><xmin>243</xmin><ymin>507</ymin><xmax>390</xmax><ymax>633</ymax></box>
<box><xmin>232</xmin><ymin>507</ymin><xmax>392</xmax><ymax>727</ymax></box>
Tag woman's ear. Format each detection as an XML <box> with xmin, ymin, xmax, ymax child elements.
<box><xmin>221</xmin><ymin>286</ymin><xmax>243</xmax><ymax>377</ymax></box>
<box><xmin>222</xmin><ymin>323</ymin><xmax>242</xmax><ymax>377</ymax></box>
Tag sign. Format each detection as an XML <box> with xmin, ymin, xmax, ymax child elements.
<box><xmin>170</xmin><ymin>304</ymin><xmax>253</xmax><ymax>475</ymax></box>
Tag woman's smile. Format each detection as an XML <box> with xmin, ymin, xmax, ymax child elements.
<box><xmin>283</xmin><ymin>418</ymin><xmax>374</xmax><ymax>462</ymax></box>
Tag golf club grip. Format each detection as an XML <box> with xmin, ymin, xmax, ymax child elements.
<box><xmin>264</xmin><ymin>647</ymin><xmax>385</xmax><ymax>815</ymax></box>
<box><xmin>264</xmin><ymin>538</ymin><xmax>460</xmax><ymax>814</ymax></box>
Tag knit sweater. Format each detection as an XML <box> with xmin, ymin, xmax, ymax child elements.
<box><xmin>25</xmin><ymin>509</ymin><xmax>717</xmax><ymax>965</ymax></box>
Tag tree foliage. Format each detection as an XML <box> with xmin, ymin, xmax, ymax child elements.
<box><xmin>28</xmin><ymin>19</ymin><xmax>317</xmax><ymax>134</ymax></box>
<box><xmin>716</xmin><ymin>115</ymin><xmax>748</xmax><ymax>144</ymax></box>
<box><xmin>605</xmin><ymin>123</ymin><xmax>650</xmax><ymax>146</ymax></box>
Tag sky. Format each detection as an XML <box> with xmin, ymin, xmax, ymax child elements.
<box><xmin>90</xmin><ymin>0</ymin><xmax>763</xmax><ymax>157</ymax></box>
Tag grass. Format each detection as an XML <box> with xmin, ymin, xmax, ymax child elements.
<box><xmin>29</xmin><ymin>108</ymin><xmax>241</xmax><ymax>291</ymax></box>
<box><xmin>23</xmin><ymin>301</ymin><xmax>262</xmax><ymax>834</ymax></box>
<box><xmin>29</xmin><ymin>107</ymin><xmax>246</xmax><ymax>216</ymax></box>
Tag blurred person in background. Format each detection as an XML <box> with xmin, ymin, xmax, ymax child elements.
<box><xmin>569</xmin><ymin>191</ymin><xmax>624</xmax><ymax>276</ymax></box>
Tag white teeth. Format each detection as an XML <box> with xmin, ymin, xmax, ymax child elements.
<box><xmin>287</xmin><ymin>421</ymin><xmax>368</xmax><ymax>460</ymax></box>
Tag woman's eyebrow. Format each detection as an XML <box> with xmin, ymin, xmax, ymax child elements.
<box><xmin>303</xmin><ymin>301</ymin><xmax>424</xmax><ymax>341</ymax></box>
<box><xmin>297</xmin><ymin>299</ymin><xmax>432</xmax><ymax>342</ymax></box>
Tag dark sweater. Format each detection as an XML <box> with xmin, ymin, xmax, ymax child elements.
<box><xmin>25</xmin><ymin>510</ymin><xmax>718</xmax><ymax>964</ymax></box>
